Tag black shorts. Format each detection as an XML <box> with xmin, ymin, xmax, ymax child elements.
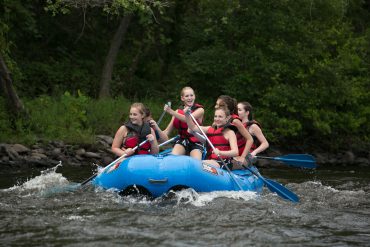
<box><xmin>216</xmin><ymin>158</ymin><xmax>234</xmax><ymax>170</ymax></box>
<box><xmin>175</xmin><ymin>138</ymin><xmax>205</xmax><ymax>155</ymax></box>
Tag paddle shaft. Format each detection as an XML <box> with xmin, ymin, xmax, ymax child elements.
<box><xmin>256</xmin><ymin>155</ymin><xmax>317</xmax><ymax>169</ymax></box>
<box><xmin>188</xmin><ymin>112</ymin><xmax>244</xmax><ymax>191</ymax></box>
<box><xmin>188</xmin><ymin>113</ymin><xmax>299</xmax><ymax>202</ymax></box>
<box><xmin>81</xmin><ymin>135</ymin><xmax>179</xmax><ymax>186</ymax></box>
<box><xmin>156</xmin><ymin>101</ymin><xmax>171</xmax><ymax>126</ymax></box>
<box><xmin>80</xmin><ymin>139</ymin><xmax>147</xmax><ymax>186</ymax></box>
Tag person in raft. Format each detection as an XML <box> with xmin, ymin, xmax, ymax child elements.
<box><xmin>163</xmin><ymin>86</ymin><xmax>205</xmax><ymax>160</ymax></box>
<box><xmin>215</xmin><ymin>95</ymin><xmax>254</xmax><ymax>167</ymax></box>
<box><xmin>185</xmin><ymin>106</ymin><xmax>238</xmax><ymax>169</ymax></box>
<box><xmin>111</xmin><ymin>103</ymin><xmax>159</xmax><ymax>158</ymax></box>
<box><xmin>237</xmin><ymin>101</ymin><xmax>269</xmax><ymax>157</ymax></box>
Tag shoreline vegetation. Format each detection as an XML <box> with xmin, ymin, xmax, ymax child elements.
<box><xmin>1</xmin><ymin>95</ymin><xmax>369</xmax><ymax>169</ymax></box>
<box><xmin>2</xmin><ymin>1</ymin><xmax>369</xmax><ymax>170</ymax></box>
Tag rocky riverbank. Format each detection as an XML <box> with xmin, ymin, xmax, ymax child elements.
<box><xmin>1</xmin><ymin>135</ymin><xmax>369</xmax><ymax>169</ymax></box>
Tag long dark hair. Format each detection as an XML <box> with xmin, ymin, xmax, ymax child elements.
<box><xmin>217</xmin><ymin>95</ymin><xmax>237</xmax><ymax>115</ymax></box>
<box><xmin>239</xmin><ymin>101</ymin><xmax>253</xmax><ymax>121</ymax></box>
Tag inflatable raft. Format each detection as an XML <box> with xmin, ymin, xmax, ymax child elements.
<box><xmin>92</xmin><ymin>154</ymin><xmax>264</xmax><ymax>198</ymax></box>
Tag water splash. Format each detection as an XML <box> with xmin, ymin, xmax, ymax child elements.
<box><xmin>3</xmin><ymin>161</ymin><xmax>73</xmax><ymax>195</ymax></box>
<box><xmin>295</xmin><ymin>181</ymin><xmax>369</xmax><ymax>209</ymax></box>
<box><xmin>164</xmin><ymin>189</ymin><xmax>258</xmax><ymax>207</ymax></box>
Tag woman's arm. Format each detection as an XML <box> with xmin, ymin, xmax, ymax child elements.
<box><xmin>148</xmin><ymin>128</ymin><xmax>159</xmax><ymax>154</ymax></box>
<box><xmin>165</xmin><ymin>105</ymin><xmax>204</xmax><ymax>123</ymax></box>
<box><xmin>249</xmin><ymin>124</ymin><xmax>269</xmax><ymax>156</ymax></box>
<box><xmin>185</xmin><ymin>111</ymin><xmax>209</xmax><ymax>133</ymax></box>
<box><xmin>163</xmin><ymin>116</ymin><xmax>175</xmax><ymax>137</ymax></box>
<box><xmin>111</xmin><ymin>125</ymin><xmax>128</xmax><ymax>157</ymax></box>
<box><xmin>213</xmin><ymin>129</ymin><xmax>238</xmax><ymax>157</ymax></box>
<box><xmin>149</xmin><ymin>119</ymin><xmax>169</xmax><ymax>142</ymax></box>
<box><xmin>233</xmin><ymin>119</ymin><xmax>253</xmax><ymax>159</ymax></box>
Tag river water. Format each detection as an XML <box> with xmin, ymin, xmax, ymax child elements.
<box><xmin>1</xmin><ymin>162</ymin><xmax>369</xmax><ymax>246</ymax></box>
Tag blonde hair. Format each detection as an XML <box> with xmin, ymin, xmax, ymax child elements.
<box><xmin>130</xmin><ymin>103</ymin><xmax>146</xmax><ymax>117</ymax></box>
<box><xmin>180</xmin><ymin>86</ymin><xmax>195</xmax><ymax>96</ymax></box>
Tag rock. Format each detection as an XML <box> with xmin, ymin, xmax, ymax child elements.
<box><xmin>314</xmin><ymin>153</ymin><xmax>328</xmax><ymax>165</ymax></box>
<box><xmin>27</xmin><ymin>158</ymin><xmax>50</xmax><ymax>168</ymax></box>
<box><xmin>33</xmin><ymin>148</ymin><xmax>46</xmax><ymax>154</ymax></box>
<box><xmin>355</xmin><ymin>157</ymin><xmax>370</xmax><ymax>166</ymax></box>
<box><xmin>75</xmin><ymin>148</ymin><xmax>86</xmax><ymax>156</ymax></box>
<box><xmin>51</xmin><ymin>148</ymin><xmax>62</xmax><ymax>156</ymax></box>
<box><xmin>342</xmin><ymin>151</ymin><xmax>355</xmax><ymax>164</ymax></box>
<box><xmin>31</xmin><ymin>152</ymin><xmax>48</xmax><ymax>160</ymax></box>
<box><xmin>75</xmin><ymin>155</ymin><xmax>85</xmax><ymax>161</ymax></box>
<box><xmin>49</xmin><ymin>140</ymin><xmax>65</xmax><ymax>148</ymax></box>
<box><xmin>12</xmin><ymin>144</ymin><xmax>30</xmax><ymax>154</ymax></box>
<box><xmin>84</xmin><ymin>152</ymin><xmax>101</xmax><ymax>159</ymax></box>
<box><xmin>1</xmin><ymin>156</ymin><xmax>9</xmax><ymax>162</ymax></box>
<box><xmin>5</xmin><ymin>145</ymin><xmax>20</xmax><ymax>160</ymax></box>
<box><xmin>96</xmin><ymin>135</ymin><xmax>113</xmax><ymax>145</ymax></box>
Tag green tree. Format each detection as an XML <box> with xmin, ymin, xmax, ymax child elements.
<box><xmin>171</xmin><ymin>0</ymin><xmax>370</xmax><ymax>149</ymax></box>
<box><xmin>46</xmin><ymin>0</ymin><xmax>169</xmax><ymax>98</ymax></box>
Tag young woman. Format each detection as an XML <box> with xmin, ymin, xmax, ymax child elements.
<box><xmin>237</xmin><ymin>101</ymin><xmax>269</xmax><ymax>157</ymax></box>
<box><xmin>163</xmin><ymin>86</ymin><xmax>205</xmax><ymax>160</ymax></box>
<box><xmin>111</xmin><ymin>103</ymin><xmax>159</xmax><ymax>158</ymax></box>
<box><xmin>185</xmin><ymin>107</ymin><xmax>238</xmax><ymax>169</ymax></box>
<box><xmin>215</xmin><ymin>95</ymin><xmax>253</xmax><ymax>165</ymax></box>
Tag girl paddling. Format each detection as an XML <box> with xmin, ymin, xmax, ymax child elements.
<box><xmin>185</xmin><ymin>107</ymin><xmax>238</xmax><ymax>169</ymax></box>
<box><xmin>163</xmin><ymin>87</ymin><xmax>205</xmax><ymax>160</ymax></box>
<box><xmin>215</xmin><ymin>95</ymin><xmax>253</xmax><ymax>166</ymax></box>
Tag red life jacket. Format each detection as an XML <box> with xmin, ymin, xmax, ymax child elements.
<box><xmin>123</xmin><ymin>121</ymin><xmax>152</xmax><ymax>154</ymax></box>
<box><xmin>246</xmin><ymin>120</ymin><xmax>262</xmax><ymax>152</ymax></box>
<box><xmin>206</xmin><ymin>126</ymin><xmax>231</xmax><ymax>160</ymax></box>
<box><xmin>173</xmin><ymin>103</ymin><xmax>203</xmax><ymax>143</ymax></box>
<box><xmin>229</xmin><ymin>115</ymin><xmax>246</xmax><ymax>156</ymax></box>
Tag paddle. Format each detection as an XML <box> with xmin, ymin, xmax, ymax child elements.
<box><xmin>80</xmin><ymin>135</ymin><xmax>179</xmax><ymax>186</ymax></box>
<box><xmin>81</xmin><ymin>102</ymin><xmax>172</xmax><ymax>186</ymax></box>
<box><xmin>157</xmin><ymin>101</ymin><xmax>171</xmax><ymax>126</ymax></box>
<box><xmin>187</xmin><ymin>111</ymin><xmax>299</xmax><ymax>202</ymax></box>
<box><xmin>80</xmin><ymin>140</ymin><xmax>147</xmax><ymax>186</ymax></box>
<box><xmin>187</xmin><ymin>112</ymin><xmax>244</xmax><ymax>190</ymax></box>
<box><xmin>240</xmin><ymin>164</ymin><xmax>299</xmax><ymax>203</ymax></box>
<box><xmin>256</xmin><ymin>154</ymin><xmax>317</xmax><ymax>169</ymax></box>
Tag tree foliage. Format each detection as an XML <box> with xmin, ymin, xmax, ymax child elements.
<box><xmin>0</xmin><ymin>0</ymin><xmax>369</xmax><ymax>151</ymax></box>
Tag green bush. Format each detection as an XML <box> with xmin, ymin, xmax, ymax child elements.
<box><xmin>21</xmin><ymin>92</ymin><xmax>93</xmax><ymax>143</ymax></box>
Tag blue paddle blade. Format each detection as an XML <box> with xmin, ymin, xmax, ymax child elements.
<box><xmin>275</xmin><ymin>154</ymin><xmax>317</xmax><ymax>169</ymax></box>
<box><xmin>281</xmin><ymin>154</ymin><xmax>316</xmax><ymax>161</ymax></box>
<box><xmin>257</xmin><ymin>154</ymin><xmax>317</xmax><ymax>169</ymax></box>
<box><xmin>244</xmin><ymin>166</ymin><xmax>299</xmax><ymax>203</ymax></box>
<box><xmin>264</xmin><ymin>178</ymin><xmax>299</xmax><ymax>203</ymax></box>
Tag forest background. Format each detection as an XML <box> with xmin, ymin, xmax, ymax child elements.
<box><xmin>1</xmin><ymin>0</ymin><xmax>369</xmax><ymax>155</ymax></box>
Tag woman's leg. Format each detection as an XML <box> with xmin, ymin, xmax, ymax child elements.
<box><xmin>189</xmin><ymin>149</ymin><xmax>202</xmax><ymax>160</ymax></box>
<box><xmin>171</xmin><ymin>143</ymin><xmax>186</xmax><ymax>155</ymax></box>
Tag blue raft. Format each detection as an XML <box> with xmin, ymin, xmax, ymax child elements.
<box><xmin>92</xmin><ymin>154</ymin><xmax>264</xmax><ymax>198</ymax></box>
